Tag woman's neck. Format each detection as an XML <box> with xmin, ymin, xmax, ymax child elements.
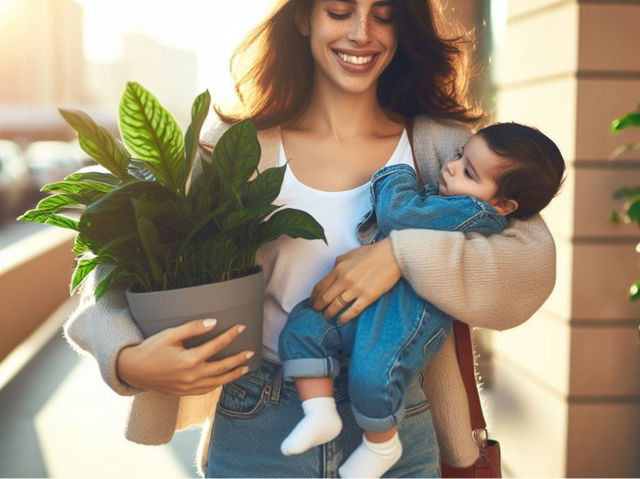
<box><xmin>288</xmin><ymin>76</ymin><xmax>400</xmax><ymax>140</ymax></box>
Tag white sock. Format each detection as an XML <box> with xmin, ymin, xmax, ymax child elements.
<box><xmin>280</xmin><ymin>397</ymin><xmax>342</xmax><ymax>456</ymax></box>
<box><xmin>338</xmin><ymin>433</ymin><xmax>403</xmax><ymax>479</ymax></box>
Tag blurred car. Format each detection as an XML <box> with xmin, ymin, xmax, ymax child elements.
<box><xmin>0</xmin><ymin>140</ymin><xmax>36</xmax><ymax>224</ymax></box>
<box><xmin>24</xmin><ymin>140</ymin><xmax>92</xmax><ymax>192</ymax></box>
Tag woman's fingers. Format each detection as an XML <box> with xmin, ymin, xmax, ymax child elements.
<box><xmin>202</xmin><ymin>349</ymin><xmax>254</xmax><ymax>377</ymax></box>
<box><xmin>189</xmin><ymin>323</ymin><xmax>247</xmax><ymax>363</ymax></box>
<box><xmin>310</xmin><ymin>266</ymin><xmax>340</xmax><ymax>311</ymax></box>
<box><xmin>166</xmin><ymin>317</ymin><xmax>219</xmax><ymax>344</ymax></box>
<box><xmin>321</xmin><ymin>288</ymin><xmax>355</xmax><ymax>321</ymax></box>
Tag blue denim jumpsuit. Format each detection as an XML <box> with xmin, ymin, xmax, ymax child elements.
<box><xmin>279</xmin><ymin>163</ymin><xmax>508</xmax><ymax>432</ymax></box>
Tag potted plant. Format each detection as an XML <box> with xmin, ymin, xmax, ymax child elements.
<box><xmin>608</xmin><ymin>103</ymin><xmax>640</xmax><ymax>301</ymax></box>
<box><xmin>18</xmin><ymin>82</ymin><xmax>326</xmax><ymax>370</ymax></box>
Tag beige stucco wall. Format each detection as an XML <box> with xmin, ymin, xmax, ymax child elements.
<box><xmin>488</xmin><ymin>1</ymin><xmax>640</xmax><ymax>477</ymax></box>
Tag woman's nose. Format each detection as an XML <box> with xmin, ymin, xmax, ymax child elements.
<box><xmin>347</xmin><ymin>12</ymin><xmax>371</xmax><ymax>44</ymax></box>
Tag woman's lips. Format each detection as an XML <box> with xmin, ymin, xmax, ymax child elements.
<box><xmin>332</xmin><ymin>49</ymin><xmax>380</xmax><ymax>74</ymax></box>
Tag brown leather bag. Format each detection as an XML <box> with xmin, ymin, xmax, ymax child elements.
<box><xmin>405</xmin><ymin>118</ymin><xmax>502</xmax><ymax>478</ymax></box>
<box><xmin>439</xmin><ymin>321</ymin><xmax>502</xmax><ymax>478</ymax></box>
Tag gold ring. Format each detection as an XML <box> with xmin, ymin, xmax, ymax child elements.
<box><xmin>335</xmin><ymin>294</ymin><xmax>347</xmax><ymax>307</ymax></box>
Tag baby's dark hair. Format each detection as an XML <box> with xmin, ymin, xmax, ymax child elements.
<box><xmin>476</xmin><ymin>122</ymin><xmax>566</xmax><ymax>220</ymax></box>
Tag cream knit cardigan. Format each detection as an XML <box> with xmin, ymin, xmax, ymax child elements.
<box><xmin>64</xmin><ymin>115</ymin><xmax>555</xmax><ymax>475</ymax></box>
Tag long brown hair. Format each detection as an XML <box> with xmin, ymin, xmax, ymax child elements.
<box><xmin>215</xmin><ymin>0</ymin><xmax>482</xmax><ymax>129</ymax></box>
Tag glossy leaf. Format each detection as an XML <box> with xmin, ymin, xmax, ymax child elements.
<box><xmin>18</xmin><ymin>208</ymin><xmax>79</xmax><ymax>230</ymax></box>
<box><xmin>119</xmin><ymin>82</ymin><xmax>186</xmax><ymax>192</ymax></box>
<box><xmin>256</xmin><ymin>208</ymin><xmax>327</xmax><ymax>247</ymax></box>
<box><xmin>65</xmin><ymin>171</ymin><xmax>122</xmax><ymax>186</ymax></box>
<box><xmin>613</xmin><ymin>186</ymin><xmax>640</xmax><ymax>200</ymax></box>
<box><xmin>221</xmin><ymin>204</ymin><xmax>280</xmax><ymax>232</ymax></box>
<box><xmin>626</xmin><ymin>200</ymin><xmax>640</xmax><ymax>222</ymax></box>
<box><xmin>629</xmin><ymin>281</ymin><xmax>640</xmax><ymax>301</ymax></box>
<box><xmin>59</xmin><ymin>108</ymin><xmax>130</xmax><ymax>179</ymax></box>
<box><xmin>610</xmin><ymin>111</ymin><xmax>640</xmax><ymax>133</ymax></box>
<box><xmin>184</xmin><ymin>90</ymin><xmax>211</xmax><ymax>192</ymax></box>
<box><xmin>242</xmin><ymin>165</ymin><xmax>286</xmax><ymax>208</ymax></box>
<box><xmin>70</xmin><ymin>257</ymin><xmax>101</xmax><ymax>294</ymax></box>
<box><xmin>213</xmin><ymin>120</ymin><xmax>260</xmax><ymax>188</ymax></box>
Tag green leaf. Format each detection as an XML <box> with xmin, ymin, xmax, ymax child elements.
<box><xmin>71</xmin><ymin>257</ymin><xmax>101</xmax><ymax>294</ymax></box>
<box><xmin>184</xmin><ymin>90</ymin><xmax>211</xmax><ymax>191</ymax></box>
<box><xmin>65</xmin><ymin>171</ymin><xmax>122</xmax><ymax>187</ymax></box>
<box><xmin>610</xmin><ymin>111</ymin><xmax>640</xmax><ymax>133</ymax></box>
<box><xmin>131</xmin><ymin>195</ymin><xmax>166</xmax><ymax>287</ymax></box>
<box><xmin>256</xmin><ymin>208</ymin><xmax>326</xmax><ymax>247</ymax></box>
<box><xmin>213</xmin><ymin>120</ymin><xmax>260</xmax><ymax>188</ymax></box>
<box><xmin>79</xmin><ymin>181</ymin><xmax>176</xmax><ymax>252</ymax></box>
<box><xmin>242</xmin><ymin>165</ymin><xmax>286</xmax><ymax>207</ymax></box>
<box><xmin>58</xmin><ymin>108</ymin><xmax>131</xmax><ymax>179</ymax></box>
<box><xmin>31</xmin><ymin>194</ymin><xmax>81</xmax><ymax>214</ymax></box>
<box><xmin>18</xmin><ymin>209</ymin><xmax>78</xmax><ymax>230</ymax></box>
<box><xmin>629</xmin><ymin>281</ymin><xmax>640</xmax><ymax>301</ymax></box>
<box><xmin>613</xmin><ymin>186</ymin><xmax>640</xmax><ymax>200</ymax></box>
<box><xmin>221</xmin><ymin>204</ymin><xmax>280</xmax><ymax>232</ymax></box>
<box><xmin>119</xmin><ymin>82</ymin><xmax>186</xmax><ymax>192</ymax></box>
<box><xmin>43</xmin><ymin>179</ymin><xmax>114</xmax><ymax>197</ymax></box>
<box><xmin>73</xmin><ymin>234</ymin><xmax>91</xmax><ymax>255</ymax></box>
<box><xmin>626</xmin><ymin>200</ymin><xmax>640</xmax><ymax>222</ymax></box>
<box><xmin>608</xmin><ymin>211</ymin><xmax>620</xmax><ymax>225</ymax></box>
<box><xmin>94</xmin><ymin>267</ymin><xmax>126</xmax><ymax>301</ymax></box>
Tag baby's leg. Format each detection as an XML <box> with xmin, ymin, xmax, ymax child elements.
<box><xmin>339</xmin><ymin>280</ymin><xmax>451</xmax><ymax>478</ymax></box>
<box><xmin>279</xmin><ymin>299</ymin><xmax>350</xmax><ymax>455</ymax></box>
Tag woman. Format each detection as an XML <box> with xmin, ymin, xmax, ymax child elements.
<box><xmin>64</xmin><ymin>0</ymin><xmax>556</xmax><ymax>477</ymax></box>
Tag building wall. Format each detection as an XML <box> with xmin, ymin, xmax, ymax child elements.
<box><xmin>489</xmin><ymin>1</ymin><xmax>640</xmax><ymax>477</ymax></box>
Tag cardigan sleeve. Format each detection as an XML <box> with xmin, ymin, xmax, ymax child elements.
<box><xmin>389</xmin><ymin>214</ymin><xmax>555</xmax><ymax>330</ymax></box>
<box><xmin>63</xmin><ymin>265</ymin><xmax>146</xmax><ymax>396</ymax></box>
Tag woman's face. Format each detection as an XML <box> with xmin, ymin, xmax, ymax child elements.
<box><xmin>303</xmin><ymin>0</ymin><xmax>398</xmax><ymax>96</ymax></box>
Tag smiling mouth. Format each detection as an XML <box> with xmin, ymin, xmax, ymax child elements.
<box><xmin>335</xmin><ymin>51</ymin><xmax>377</xmax><ymax>65</ymax></box>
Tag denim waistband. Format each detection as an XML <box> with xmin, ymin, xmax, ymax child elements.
<box><xmin>242</xmin><ymin>358</ymin><xmax>351</xmax><ymax>405</ymax></box>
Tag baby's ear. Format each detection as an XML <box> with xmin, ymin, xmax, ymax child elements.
<box><xmin>491</xmin><ymin>197</ymin><xmax>519</xmax><ymax>216</ymax></box>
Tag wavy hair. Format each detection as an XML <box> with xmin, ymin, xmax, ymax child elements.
<box><xmin>215</xmin><ymin>0</ymin><xmax>482</xmax><ymax>129</ymax></box>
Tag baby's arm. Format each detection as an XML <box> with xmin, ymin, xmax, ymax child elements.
<box><xmin>370</xmin><ymin>164</ymin><xmax>505</xmax><ymax>236</ymax></box>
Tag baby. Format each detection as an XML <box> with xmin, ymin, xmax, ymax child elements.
<box><xmin>278</xmin><ymin>122</ymin><xmax>566</xmax><ymax>478</ymax></box>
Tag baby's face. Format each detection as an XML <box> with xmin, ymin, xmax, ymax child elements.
<box><xmin>438</xmin><ymin>135</ymin><xmax>504</xmax><ymax>205</ymax></box>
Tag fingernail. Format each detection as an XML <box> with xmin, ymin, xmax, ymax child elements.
<box><xmin>241</xmin><ymin>367</ymin><xmax>250</xmax><ymax>374</ymax></box>
<box><xmin>245</xmin><ymin>351</ymin><xmax>255</xmax><ymax>359</ymax></box>
<box><xmin>203</xmin><ymin>318</ymin><xmax>217</xmax><ymax>328</ymax></box>
<box><xmin>237</xmin><ymin>324</ymin><xmax>246</xmax><ymax>334</ymax></box>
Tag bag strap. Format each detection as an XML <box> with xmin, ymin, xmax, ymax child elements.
<box><xmin>405</xmin><ymin>116</ymin><xmax>488</xmax><ymax>441</ymax></box>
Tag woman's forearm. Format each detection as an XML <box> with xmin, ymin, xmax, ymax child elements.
<box><xmin>389</xmin><ymin>214</ymin><xmax>556</xmax><ymax>330</ymax></box>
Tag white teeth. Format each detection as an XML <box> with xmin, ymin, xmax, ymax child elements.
<box><xmin>337</xmin><ymin>52</ymin><xmax>374</xmax><ymax>65</ymax></box>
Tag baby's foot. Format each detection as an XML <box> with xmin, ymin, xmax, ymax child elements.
<box><xmin>281</xmin><ymin>397</ymin><xmax>342</xmax><ymax>455</ymax></box>
<box><xmin>338</xmin><ymin>433</ymin><xmax>403</xmax><ymax>478</ymax></box>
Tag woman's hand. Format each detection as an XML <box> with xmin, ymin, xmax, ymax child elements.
<box><xmin>116</xmin><ymin>319</ymin><xmax>253</xmax><ymax>396</ymax></box>
<box><xmin>310</xmin><ymin>238</ymin><xmax>402</xmax><ymax>323</ymax></box>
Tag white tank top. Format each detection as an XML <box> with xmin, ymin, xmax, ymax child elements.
<box><xmin>256</xmin><ymin>129</ymin><xmax>413</xmax><ymax>362</ymax></box>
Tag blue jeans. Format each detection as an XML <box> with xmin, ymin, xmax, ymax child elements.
<box><xmin>205</xmin><ymin>359</ymin><xmax>441</xmax><ymax>478</ymax></box>
<box><xmin>279</xmin><ymin>280</ymin><xmax>451</xmax><ymax>433</ymax></box>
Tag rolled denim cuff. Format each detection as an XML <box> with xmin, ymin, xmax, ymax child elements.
<box><xmin>351</xmin><ymin>401</ymin><xmax>406</xmax><ymax>433</ymax></box>
<box><xmin>282</xmin><ymin>357</ymin><xmax>341</xmax><ymax>382</ymax></box>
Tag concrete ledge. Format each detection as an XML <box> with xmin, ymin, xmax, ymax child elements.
<box><xmin>0</xmin><ymin>228</ymin><xmax>75</xmax><ymax>361</ymax></box>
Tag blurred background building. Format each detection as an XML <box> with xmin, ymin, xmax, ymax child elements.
<box><xmin>0</xmin><ymin>0</ymin><xmax>638</xmax><ymax>477</ymax></box>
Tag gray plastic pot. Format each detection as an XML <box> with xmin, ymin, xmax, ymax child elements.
<box><xmin>125</xmin><ymin>268</ymin><xmax>264</xmax><ymax>371</ymax></box>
